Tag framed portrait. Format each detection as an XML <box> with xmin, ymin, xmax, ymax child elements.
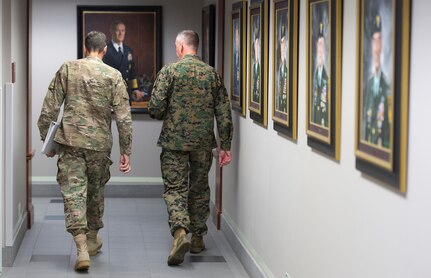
<box><xmin>231</xmin><ymin>1</ymin><xmax>247</xmax><ymax>116</ymax></box>
<box><xmin>355</xmin><ymin>0</ymin><xmax>411</xmax><ymax>192</ymax></box>
<box><xmin>77</xmin><ymin>6</ymin><xmax>162</xmax><ymax>113</ymax></box>
<box><xmin>248</xmin><ymin>0</ymin><xmax>269</xmax><ymax>127</ymax></box>
<box><xmin>306</xmin><ymin>0</ymin><xmax>342</xmax><ymax>159</ymax></box>
<box><xmin>272</xmin><ymin>0</ymin><xmax>299</xmax><ymax>139</ymax></box>
<box><xmin>202</xmin><ymin>4</ymin><xmax>216</xmax><ymax>67</ymax></box>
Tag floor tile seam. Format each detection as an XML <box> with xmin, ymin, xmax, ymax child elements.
<box><xmin>207</xmin><ymin>221</ymin><xmax>250</xmax><ymax>277</ymax></box>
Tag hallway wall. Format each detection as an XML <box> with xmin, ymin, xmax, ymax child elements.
<box><xmin>30</xmin><ymin>0</ymin><xmax>203</xmax><ymax>185</ymax></box>
<box><xmin>221</xmin><ymin>0</ymin><xmax>431</xmax><ymax>277</ymax></box>
<box><xmin>0</xmin><ymin>0</ymin><xmax>4</xmax><ymax>268</ymax></box>
<box><xmin>1</xmin><ymin>0</ymin><xmax>29</xmax><ymax>265</ymax></box>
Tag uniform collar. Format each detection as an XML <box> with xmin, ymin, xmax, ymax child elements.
<box><xmin>112</xmin><ymin>41</ymin><xmax>123</xmax><ymax>52</ymax></box>
<box><xmin>182</xmin><ymin>54</ymin><xmax>200</xmax><ymax>60</ymax></box>
<box><xmin>86</xmin><ymin>56</ymin><xmax>103</xmax><ymax>62</ymax></box>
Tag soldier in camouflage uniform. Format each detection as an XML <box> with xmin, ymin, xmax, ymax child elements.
<box><xmin>37</xmin><ymin>31</ymin><xmax>133</xmax><ymax>271</ymax></box>
<box><xmin>148</xmin><ymin>30</ymin><xmax>233</xmax><ymax>266</ymax></box>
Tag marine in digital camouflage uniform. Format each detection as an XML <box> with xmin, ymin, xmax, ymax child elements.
<box><xmin>148</xmin><ymin>30</ymin><xmax>233</xmax><ymax>265</ymax></box>
<box><xmin>37</xmin><ymin>31</ymin><xmax>132</xmax><ymax>270</ymax></box>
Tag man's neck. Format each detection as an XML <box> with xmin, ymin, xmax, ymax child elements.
<box><xmin>374</xmin><ymin>65</ymin><xmax>381</xmax><ymax>76</ymax></box>
<box><xmin>87</xmin><ymin>52</ymin><xmax>103</xmax><ymax>60</ymax></box>
<box><xmin>180</xmin><ymin>50</ymin><xmax>196</xmax><ymax>59</ymax></box>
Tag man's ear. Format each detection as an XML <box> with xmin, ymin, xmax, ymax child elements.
<box><xmin>102</xmin><ymin>46</ymin><xmax>107</xmax><ymax>56</ymax></box>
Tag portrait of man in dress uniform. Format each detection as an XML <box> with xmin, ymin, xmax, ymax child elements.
<box><xmin>103</xmin><ymin>20</ymin><xmax>144</xmax><ymax>102</ymax></box>
<box><xmin>275</xmin><ymin>15</ymin><xmax>288</xmax><ymax>114</ymax></box>
<box><xmin>311</xmin><ymin>21</ymin><xmax>329</xmax><ymax>127</ymax></box>
<box><xmin>78</xmin><ymin>6</ymin><xmax>162</xmax><ymax>113</ymax></box>
<box><xmin>251</xmin><ymin>16</ymin><xmax>261</xmax><ymax>104</ymax></box>
<box><xmin>362</xmin><ymin>13</ymin><xmax>390</xmax><ymax>148</ymax></box>
<box><xmin>233</xmin><ymin>19</ymin><xmax>241</xmax><ymax>97</ymax></box>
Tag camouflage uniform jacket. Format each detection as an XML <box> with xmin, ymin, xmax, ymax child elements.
<box><xmin>37</xmin><ymin>57</ymin><xmax>133</xmax><ymax>155</ymax></box>
<box><xmin>148</xmin><ymin>54</ymin><xmax>233</xmax><ymax>151</ymax></box>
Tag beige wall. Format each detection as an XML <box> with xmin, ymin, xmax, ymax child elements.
<box><xmin>30</xmin><ymin>0</ymin><xmax>203</xmax><ymax>185</ymax></box>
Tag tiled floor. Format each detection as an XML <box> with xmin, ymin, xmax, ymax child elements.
<box><xmin>2</xmin><ymin>198</ymin><xmax>250</xmax><ymax>278</ymax></box>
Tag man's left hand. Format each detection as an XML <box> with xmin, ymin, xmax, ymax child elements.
<box><xmin>219</xmin><ymin>150</ymin><xmax>232</xmax><ymax>167</ymax></box>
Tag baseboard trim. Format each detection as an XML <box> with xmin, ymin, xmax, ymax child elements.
<box><xmin>31</xmin><ymin>176</ymin><xmax>163</xmax><ymax>185</ymax></box>
<box><xmin>210</xmin><ymin>201</ymin><xmax>269</xmax><ymax>278</ymax></box>
<box><xmin>2</xmin><ymin>212</ymin><xmax>28</xmax><ymax>267</ymax></box>
<box><xmin>31</xmin><ymin>176</ymin><xmax>164</xmax><ymax>198</ymax></box>
<box><xmin>32</xmin><ymin>183</ymin><xmax>164</xmax><ymax>198</ymax></box>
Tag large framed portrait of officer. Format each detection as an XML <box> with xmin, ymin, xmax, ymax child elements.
<box><xmin>231</xmin><ymin>1</ymin><xmax>247</xmax><ymax>116</ymax></box>
<box><xmin>202</xmin><ymin>4</ymin><xmax>216</xmax><ymax>67</ymax></box>
<box><xmin>355</xmin><ymin>0</ymin><xmax>411</xmax><ymax>192</ymax></box>
<box><xmin>248</xmin><ymin>0</ymin><xmax>269</xmax><ymax>127</ymax></box>
<box><xmin>306</xmin><ymin>0</ymin><xmax>342</xmax><ymax>159</ymax></box>
<box><xmin>77</xmin><ymin>6</ymin><xmax>162</xmax><ymax>113</ymax></box>
<box><xmin>272</xmin><ymin>0</ymin><xmax>299</xmax><ymax>139</ymax></box>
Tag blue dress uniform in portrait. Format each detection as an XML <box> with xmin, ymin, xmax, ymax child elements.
<box><xmin>363</xmin><ymin>14</ymin><xmax>390</xmax><ymax>148</ymax></box>
<box><xmin>103</xmin><ymin>42</ymin><xmax>139</xmax><ymax>100</ymax></box>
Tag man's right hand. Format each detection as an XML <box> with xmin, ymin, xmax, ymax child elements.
<box><xmin>120</xmin><ymin>154</ymin><xmax>131</xmax><ymax>173</ymax></box>
<box><xmin>132</xmin><ymin>90</ymin><xmax>145</xmax><ymax>101</ymax></box>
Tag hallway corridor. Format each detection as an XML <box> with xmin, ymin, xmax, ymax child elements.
<box><xmin>2</xmin><ymin>197</ymin><xmax>250</xmax><ymax>278</ymax></box>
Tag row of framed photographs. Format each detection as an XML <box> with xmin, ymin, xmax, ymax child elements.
<box><xmin>230</xmin><ymin>0</ymin><xmax>411</xmax><ymax>192</ymax></box>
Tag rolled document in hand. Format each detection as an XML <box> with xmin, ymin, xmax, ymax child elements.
<box><xmin>41</xmin><ymin>121</ymin><xmax>60</xmax><ymax>154</ymax></box>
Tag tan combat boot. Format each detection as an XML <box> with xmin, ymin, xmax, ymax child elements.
<box><xmin>73</xmin><ymin>234</ymin><xmax>90</xmax><ymax>271</ymax></box>
<box><xmin>87</xmin><ymin>230</ymin><xmax>103</xmax><ymax>256</ymax></box>
<box><xmin>167</xmin><ymin>228</ymin><xmax>191</xmax><ymax>266</ymax></box>
<box><xmin>190</xmin><ymin>234</ymin><xmax>205</xmax><ymax>253</ymax></box>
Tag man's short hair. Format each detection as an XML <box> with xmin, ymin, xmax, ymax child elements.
<box><xmin>371</xmin><ymin>14</ymin><xmax>382</xmax><ymax>37</ymax></box>
<box><xmin>85</xmin><ymin>31</ymin><xmax>107</xmax><ymax>52</ymax></box>
<box><xmin>110</xmin><ymin>20</ymin><xmax>126</xmax><ymax>32</ymax></box>
<box><xmin>176</xmin><ymin>30</ymin><xmax>199</xmax><ymax>51</ymax></box>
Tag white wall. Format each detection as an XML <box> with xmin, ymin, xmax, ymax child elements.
<box><xmin>1</xmin><ymin>0</ymin><xmax>28</xmax><ymax>252</ymax></box>
<box><xmin>222</xmin><ymin>0</ymin><xmax>431</xmax><ymax>277</ymax></box>
<box><xmin>0</xmin><ymin>0</ymin><xmax>4</xmax><ymax>269</ymax></box>
<box><xmin>31</xmin><ymin>0</ymin><xmax>203</xmax><ymax>183</ymax></box>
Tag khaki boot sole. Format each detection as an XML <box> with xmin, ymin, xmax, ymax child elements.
<box><xmin>167</xmin><ymin>238</ymin><xmax>191</xmax><ymax>266</ymax></box>
<box><xmin>74</xmin><ymin>259</ymin><xmax>90</xmax><ymax>271</ymax></box>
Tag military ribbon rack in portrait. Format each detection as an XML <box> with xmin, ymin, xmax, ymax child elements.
<box><xmin>355</xmin><ymin>0</ymin><xmax>411</xmax><ymax>192</ymax></box>
<box><xmin>77</xmin><ymin>5</ymin><xmax>162</xmax><ymax>113</ymax></box>
<box><xmin>248</xmin><ymin>0</ymin><xmax>269</xmax><ymax>127</ymax></box>
<box><xmin>305</xmin><ymin>0</ymin><xmax>342</xmax><ymax>159</ymax></box>
<box><xmin>272</xmin><ymin>0</ymin><xmax>299</xmax><ymax>139</ymax></box>
<box><xmin>231</xmin><ymin>1</ymin><xmax>247</xmax><ymax>116</ymax></box>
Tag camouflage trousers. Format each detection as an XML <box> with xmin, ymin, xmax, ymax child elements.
<box><xmin>56</xmin><ymin>145</ymin><xmax>112</xmax><ymax>236</ymax></box>
<box><xmin>161</xmin><ymin>149</ymin><xmax>213</xmax><ymax>237</ymax></box>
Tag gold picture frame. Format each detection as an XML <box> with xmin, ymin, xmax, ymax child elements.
<box><xmin>272</xmin><ymin>0</ymin><xmax>299</xmax><ymax>139</ymax></box>
<box><xmin>355</xmin><ymin>0</ymin><xmax>411</xmax><ymax>192</ymax></box>
<box><xmin>248</xmin><ymin>0</ymin><xmax>269</xmax><ymax>127</ymax></box>
<box><xmin>305</xmin><ymin>0</ymin><xmax>342</xmax><ymax>159</ymax></box>
<box><xmin>231</xmin><ymin>1</ymin><xmax>247</xmax><ymax>116</ymax></box>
